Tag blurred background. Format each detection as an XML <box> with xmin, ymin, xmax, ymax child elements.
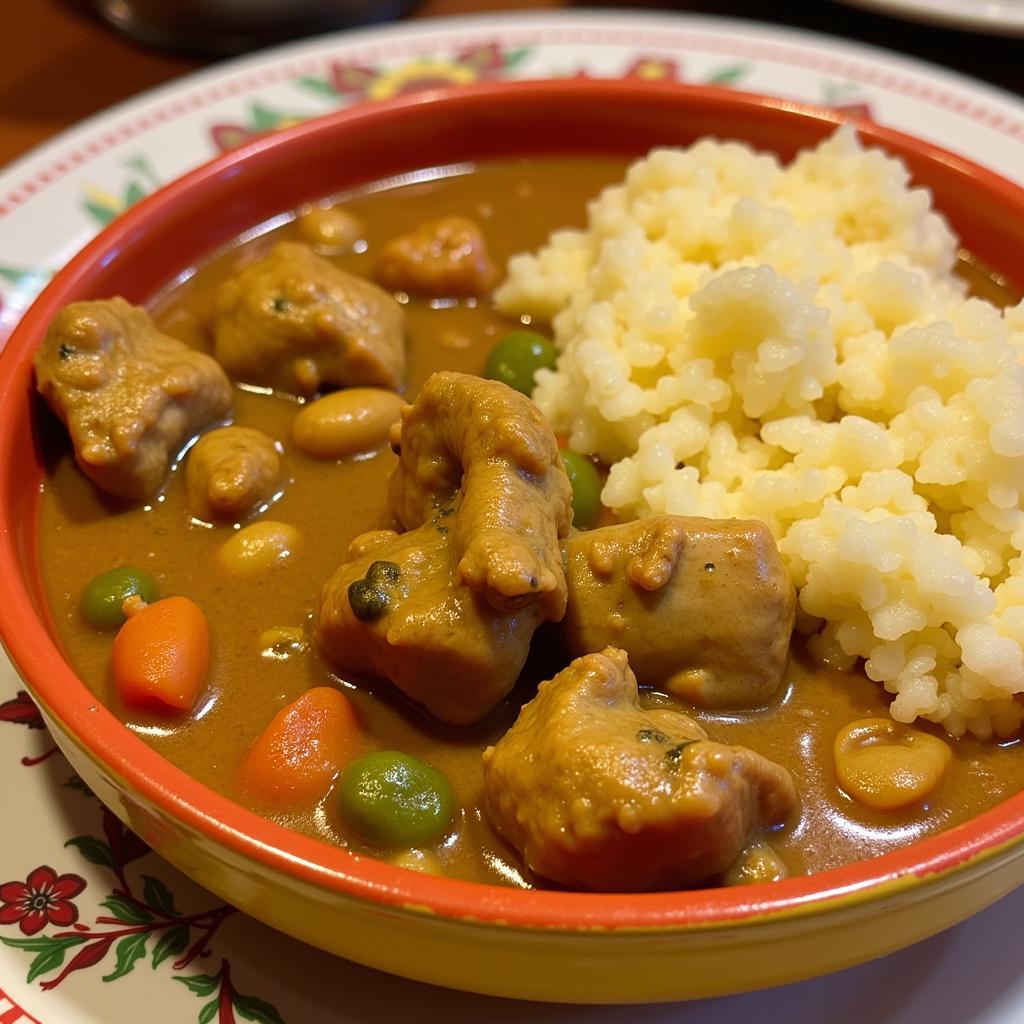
<box><xmin>2</xmin><ymin>0</ymin><xmax>1022</xmax><ymax>167</ymax></box>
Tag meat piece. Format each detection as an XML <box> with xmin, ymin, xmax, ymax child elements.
<box><xmin>316</xmin><ymin>523</ymin><xmax>546</xmax><ymax>725</ymax></box>
<box><xmin>389</xmin><ymin>371</ymin><xmax>572</xmax><ymax>618</ymax></box>
<box><xmin>34</xmin><ymin>298</ymin><xmax>233</xmax><ymax>501</ymax></box>
<box><xmin>482</xmin><ymin>648</ymin><xmax>797</xmax><ymax>891</ymax></box>
<box><xmin>185</xmin><ymin>426</ymin><xmax>282</xmax><ymax>522</ymax></box>
<box><xmin>295</xmin><ymin>203</ymin><xmax>362</xmax><ymax>251</ymax></box>
<box><xmin>212</xmin><ymin>241</ymin><xmax>404</xmax><ymax>396</ymax></box>
<box><xmin>560</xmin><ymin>516</ymin><xmax>795</xmax><ymax>707</ymax></box>
<box><xmin>375</xmin><ymin>216</ymin><xmax>498</xmax><ymax>297</ymax></box>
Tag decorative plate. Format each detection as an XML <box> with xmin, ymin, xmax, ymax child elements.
<box><xmin>2</xmin><ymin>11</ymin><xmax>1024</xmax><ymax>1023</ymax></box>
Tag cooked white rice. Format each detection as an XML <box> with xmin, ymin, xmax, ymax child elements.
<box><xmin>495</xmin><ymin>127</ymin><xmax>1024</xmax><ymax>739</ymax></box>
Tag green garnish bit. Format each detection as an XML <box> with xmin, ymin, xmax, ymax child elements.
<box><xmin>664</xmin><ymin>741</ymin><xmax>697</xmax><ymax>768</ymax></box>
<box><xmin>367</xmin><ymin>560</ymin><xmax>401</xmax><ymax>585</ymax></box>
<box><xmin>637</xmin><ymin>728</ymin><xmax>669</xmax><ymax>744</ymax></box>
<box><xmin>349</xmin><ymin>560</ymin><xmax>403</xmax><ymax>621</ymax></box>
<box><xmin>348</xmin><ymin>579</ymin><xmax>389</xmax><ymax>621</ymax></box>
<box><xmin>430</xmin><ymin>505</ymin><xmax>455</xmax><ymax>535</ymax></box>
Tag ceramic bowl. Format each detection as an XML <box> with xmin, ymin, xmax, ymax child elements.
<box><xmin>1</xmin><ymin>80</ymin><xmax>1024</xmax><ymax>1005</ymax></box>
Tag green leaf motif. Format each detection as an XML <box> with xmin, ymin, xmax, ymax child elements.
<box><xmin>234</xmin><ymin>993</ymin><xmax>288</xmax><ymax>1024</ymax></box>
<box><xmin>142</xmin><ymin>874</ymin><xmax>180</xmax><ymax>917</ymax></box>
<box><xmin>124</xmin><ymin>180</ymin><xmax>146</xmax><ymax>207</ymax></box>
<box><xmin>0</xmin><ymin>935</ymin><xmax>88</xmax><ymax>984</ymax></box>
<box><xmin>1</xmin><ymin>937</ymin><xmax>50</xmax><ymax>952</ymax></box>
<box><xmin>103</xmin><ymin>933</ymin><xmax>148</xmax><ymax>982</ymax></box>
<box><xmin>198</xmin><ymin>998</ymin><xmax>220</xmax><ymax>1024</ymax></box>
<box><xmin>822</xmin><ymin>79</ymin><xmax>860</xmax><ymax>104</ymax></box>
<box><xmin>101</xmin><ymin>894</ymin><xmax>154</xmax><ymax>924</ymax></box>
<box><xmin>0</xmin><ymin>265</ymin><xmax>53</xmax><ymax>301</ymax></box>
<box><xmin>0</xmin><ymin>266</ymin><xmax>40</xmax><ymax>285</ymax></box>
<box><xmin>174</xmin><ymin>972</ymin><xmax>220</xmax><ymax>997</ymax></box>
<box><xmin>249</xmin><ymin>103</ymin><xmax>283</xmax><ymax>131</ymax></box>
<box><xmin>296</xmin><ymin>76</ymin><xmax>341</xmax><ymax>99</ymax></box>
<box><xmin>122</xmin><ymin>153</ymin><xmax>160</xmax><ymax>187</ymax></box>
<box><xmin>83</xmin><ymin>200</ymin><xmax>117</xmax><ymax>227</ymax></box>
<box><xmin>65</xmin><ymin>835</ymin><xmax>116</xmax><ymax>869</ymax></box>
<box><xmin>28</xmin><ymin>943</ymin><xmax>79</xmax><ymax>984</ymax></box>
<box><xmin>502</xmin><ymin>47</ymin><xmax>531</xmax><ymax>70</ymax></box>
<box><xmin>152</xmin><ymin>924</ymin><xmax>190</xmax><ymax>969</ymax></box>
<box><xmin>2</xmin><ymin>934</ymin><xmax>84</xmax><ymax>953</ymax></box>
<box><xmin>703</xmin><ymin>62</ymin><xmax>750</xmax><ymax>86</ymax></box>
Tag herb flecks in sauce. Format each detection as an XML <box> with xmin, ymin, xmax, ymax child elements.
<box><xmin>637</xmin><ymin>728</ymin><xmax>669</xmax><ymax>744</ymax></box>
<box><xmin>664</xmin><ymin>741</ymin><xmax>697</xmax><ymax>769</ymax></box>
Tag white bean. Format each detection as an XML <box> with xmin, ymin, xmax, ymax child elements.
<box><xmin>218</xmin><ymin>521</ymin><xmax>298</xmax><ymax>575</ymax></box>
<box><xmin>292</xmin><ymin>388</ymin><xmax>404</xmax><ymax>459</ymax></box>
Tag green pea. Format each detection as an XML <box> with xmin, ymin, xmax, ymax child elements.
<box><xmin>560</xmin><ymin>450</ymin><xmax>602</xmax><ymax>529</ymax></box>
<box><xmin>80</xmin><ymin>566</ymin><xmax>158</xmax><ymax>628</ymax></box>
<box><xmin>338</xmin><ymin>751</ymin><xmax>456</xmax><ymax>848</ymax></box>
<box><xmin>483</xmin><ymin>330</ymin><xmax>557</xmax><ymax>396</ymax></box>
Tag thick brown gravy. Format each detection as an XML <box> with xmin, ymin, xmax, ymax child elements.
<box><xmin>36</xmin><ymin>156</ymin><xmax>1024</xmax><ymax>888</ymax></box>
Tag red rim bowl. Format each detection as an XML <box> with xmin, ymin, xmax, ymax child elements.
<box><xmin>2</xmin><ymin>78</ymin><xmax>1024</xmax><ymax>940</ymax></box>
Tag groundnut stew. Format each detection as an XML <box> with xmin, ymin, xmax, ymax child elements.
<box><xmin>33</xmin><ymin>136</ymin><xmax>1024</xmax><ymax>893</ymax></box>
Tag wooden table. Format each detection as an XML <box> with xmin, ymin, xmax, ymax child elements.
<box><xmin>2</xmin><ymin>0</ymin><xmax>1022</xmax><ymax>170</ymax></box>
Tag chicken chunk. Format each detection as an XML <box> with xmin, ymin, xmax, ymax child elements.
<box><xmin>212</xmin><ymin>241</ymin><xmax>404</xmax><ymax>397</ymax></box>
<box><xmin>295</xmin><ymin>203</ymin><xmax>362</xmax><ymax>251</ymax></box>
<box><xmin>375</xmin><ymin>216</ymin><xmax>498</xmax><ymax>297</ymax></box>
<box><xmin>482</xmin><ymin>648</ymin><xmax>797</xmax><ymax>891</ymax></box>
<box><xmin>34</xmin><ymin>298</ymin><xmax>233</xmax><ymax>501</ymax></box>
<box><xmin>316</xmin><ymin>523</ymin><xmax>546</xmax><ymax>725</ymax></box>
<box><xmin>185</xmin><ymin>426</ymin><xmax>282</xmax><ymax>522</ymax></box>
<box><xmin>560</xmin><ymin>516</ymin><xmax>795</xmax><ymax>707</ymax></box>
<box><xmin>318</xmin><ymin>373</ymin><xmax>572</xmax><ymax>724</ymax></box>
<box><xmin>389</xmin><ymin>371</ymin><xmax>572</xmax><ymax>618</ymax></box>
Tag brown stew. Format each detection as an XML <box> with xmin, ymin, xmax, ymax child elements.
<box><xmin>36</xmin><ymin>156</ymin><xmax>1024</xmax><ymax>889</ymax></box>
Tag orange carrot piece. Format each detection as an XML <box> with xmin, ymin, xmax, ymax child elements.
<box><xmin>112</xmin><ymin>596</ymin><xmax>209</xmax><ymax>713</ymax></box>
<box><xmin>237</xmin><ymin>687</ymin><xmax>361</xmax><ymax>806</ymax></box>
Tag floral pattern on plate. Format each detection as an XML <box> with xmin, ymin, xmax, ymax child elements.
<box><xmin>1</xmin><ymin>688</ymin><xmax>289</xmax><ymax>1023</ymax></box>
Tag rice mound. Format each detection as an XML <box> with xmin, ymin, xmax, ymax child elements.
<box><xmin>494</xmin><ymin>127</ymin><xmax>1024</xmax><ymax>740</ymax></box>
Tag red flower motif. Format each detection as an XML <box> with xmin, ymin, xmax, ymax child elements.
<box><xmin>208</xmin><ymin>124</ymin><xmax>258</xmax><ymax>152</ymax></box>
<box><xmin>0</xmin><ymin>866</ymin><xmax>86</xmax><ymax>935</ymax></box>
<box><xmin>455</xmin><ymin>42</ymin><xmax>506</xmax><ymax>77</ymax></box>
<box><xmin>0</xmin><ymin>690</ymin><xmax>44</xmax><ymax>730</ymax></box>
<box><xmin>328</xmin><ymin>61</ymin><xmax>378</xmax><ymax>98</ymax></box>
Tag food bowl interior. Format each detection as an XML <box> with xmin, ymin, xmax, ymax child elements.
<box><xmin>3</xmin><ymin>78</ymin><xmax>1024</xmax><ymax>965</ymax></box>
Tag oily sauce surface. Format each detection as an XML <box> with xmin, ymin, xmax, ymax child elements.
<box><xmin>36</xmin><ymin>156</ymin><xmax>1024</xmax><ymax>889</ymax></box>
